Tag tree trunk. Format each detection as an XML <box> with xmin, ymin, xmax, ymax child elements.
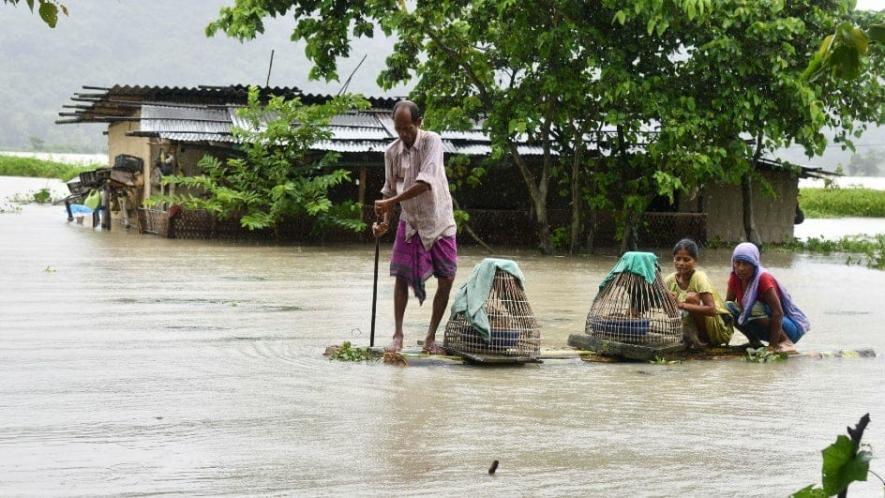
<box><xmin>585</xmin><ymin>206</ymin><xmax>596</xmax><ymax>253</ymax></box>
<box><xmin>616</xmin><ymin>125</ymin><xmax>639</xmax><ymax>253</ymax></box>
<box><xmin>742</xmin><ymin>133</ymin><xmax>764</xmax><ymax>247</ymax></box>
<box><xmin>741</xmin><ymin>172</ymin><xmax>762</xmax><ymax>246</ymax></box>
<box><xmin>618</xmin><ymin>210</ymin><xmax>640</xmax><ymax>253</ymax></box>
<box><xmin>568</xmin><ymin>130</ymin><xmax>585</xmax><ymax>255</ymax></box>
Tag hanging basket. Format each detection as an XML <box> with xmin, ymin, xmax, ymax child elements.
<box><xmin>585</xmin><ymin>255</ymin><xmax>682</xmax><ymax>348</ymax></box>
<box><xmin>444</xmin><ymin>269</ymin><xmax>540</xmax><ymax>359</ymax></box>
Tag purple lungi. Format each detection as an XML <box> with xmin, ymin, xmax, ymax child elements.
<box><xmin>390</xmin><ymin>220</ymin><xmax>457</xmax><ymax>304</ymax></box>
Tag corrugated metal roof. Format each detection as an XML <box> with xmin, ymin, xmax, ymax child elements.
<box><xmin>108</xmin><ymin>97</ymin><xmax>549</xmax><ymax>156</ymax></box>
<box><xmin>310</xmin><ymin>140</ymin><xmax>390</xmax><ymax>153</ymax></box>
<box><xmin>330</xmin><ymin>113</ymin><xmax>386</xmax><ymax>128</ymax></box>
<box><xmin>158</xmin><ymin>132</ymin><xmax>238</xmax><ymax>143</ymax></box>
<box><xmin>446</xmin><ymin>143</ymin><xmax>548</xmax><ymax>156</ymax></box>
<box><xmin>142</xmin><ymin>105</ymin><xmax>229</xmax><ymax>122</ymax></box>
<box><xmin>439</xmin><ymin>130</ymin><xmax>491</xmax><ymax>141</ymax></box>
<box><xmin>328</xmin><ymin>126</ymin><xmax>390</xmax><ymax>141</ymax></box>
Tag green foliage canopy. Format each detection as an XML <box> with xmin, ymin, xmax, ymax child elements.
<box><xmin>207</xmin><ymin>0</ymin><xmax>883</xmax><ymax>250</ymax></box>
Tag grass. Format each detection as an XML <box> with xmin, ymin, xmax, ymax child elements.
<box><xmin>799</xmin><ymin>188</ymin><xmax>885</xmax><ymax>218</ymax></box>
<box><xmin>0</xmin><ymin>155</ymin><xmax>98</xmax><ymax>182</ymax></box>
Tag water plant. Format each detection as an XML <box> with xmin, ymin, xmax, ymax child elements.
<box><xmin>793</xmin><ymin>413</ymin><xmax>882</xmax><ymax>497</ymax></box>
<box><xmin>745</xmin><ymin>347</ymin><xmax>788</xmax><ymax>363</ymax></box>
<box><xmin>0</xmin><ymin>198</ymin><xmax>22</xmax><ymax>214</ymax></box>
<box><xmin>32</xmin><ymin>187</ymin><xmax>51</xmax><ymax>203</ymax></box>
<box><xmin>328</xmin><ymin>341</ymin><xmax>378</xmax><ymax>362</ymax></box>
<box><xmin>785</xmin><ymin>235</ymin><xmax>885</xmax><ymax>271</ymax></box>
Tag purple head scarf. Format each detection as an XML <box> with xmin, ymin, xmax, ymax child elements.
<box><xmin>731</xmin><ymin>242</ymin><xmax>810</xmax><ymax>333</ymax></box>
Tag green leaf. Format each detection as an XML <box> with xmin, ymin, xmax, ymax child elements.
<box><xmin>821</xmin><ymin>435</ymin><xmax>870</xmax><ymax>495</ymax></box>
<box><xmin>507</xmin><ymin>118</ymin><xmax>526</xmax><ymax>135</ymax></box>
<box><xmin>38</xmin><ymin>1</ymin><xmax>58</xmax><ymax>27</ymax></box>
<box><xmin>791</xmin><ymin>484</ymin><xmax>825</xmax><ymax>498</ymax></box>
<box><xmin>869</xmin><ymin>24</ymin><xmax>885</xmax><ymax>44</ymax></box>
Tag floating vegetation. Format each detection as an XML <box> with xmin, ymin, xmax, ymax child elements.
<box><xmin>745</xmin><ymin>347</ymin><xmax>788</xmax><ymax>363</ymax></box>
<box><xmin>785</xmin><ymin>235</ymin><xmax>885</xmax><ymax>271</ymax></box>
<box><xmin>33</xmin><ymin>188</ymin><xmax>52</xmax><ymax>204</ymax></box>
<box><xmin>6</xmin><ymin>188</ymin><xmax>63</xmax><ymax>206</ymax></box>
<box><xmin>0</xmin><ymin>198</ymin><xmax>21</xmax><ymax>214</ymax></box>
<box><xmin>327</xmin><ymin>341</ymin><xmax>379</xmax><ymax>362</ymax></box>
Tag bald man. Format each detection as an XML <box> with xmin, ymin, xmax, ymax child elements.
<box><xmin>373</xmin><ymin>100</ymin><xmax>457</xmax><ymax>354</ymax></box>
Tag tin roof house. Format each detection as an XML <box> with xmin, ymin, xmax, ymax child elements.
<box><xmin>58</xmin><ymin>84</ymin><xmax>824</xmax><ymax>246</ymax></box>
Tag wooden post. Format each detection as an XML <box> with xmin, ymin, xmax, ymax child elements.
<box><xmin>358</xmin><ymin>166</ymin><xmax>367</xmax><ymax>206</ymax></box>
<box><xmin>102</xmin><ymin>184</ymin><xmax>112</xmax><ymax>230</ymax></box>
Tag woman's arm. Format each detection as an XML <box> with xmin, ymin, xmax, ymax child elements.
<box><xmin>678</xmin><ymin>292</ymin><xmax>718</xmax><ymax>316</ymax></box>
<box><xmin>759</xmin><ymin>287</ymin><xmax>787</xmax><ymax>346</ymax></box>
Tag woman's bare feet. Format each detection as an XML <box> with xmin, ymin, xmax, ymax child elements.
<box><xmin>771</xmin><ymin>339</ymin><xmax>797</xmax><ymax>354</ymax></box>
<box><xmin>384</xmin><ymin>335</ymin><xmax>404</xmax><ymax>353</ymax></box>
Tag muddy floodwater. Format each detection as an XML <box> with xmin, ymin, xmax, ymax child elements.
<box><xmin>2</xmin><ymin>177</ymin><xmax>885</xmax><ymax>496</ymax></box>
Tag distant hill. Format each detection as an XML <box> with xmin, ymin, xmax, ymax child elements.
<box><xmin>0</xmin><ymin>0</ymin><xmax>881</xmax><ymax>174</ymax></box>
<box><xmin>0</xmin><ymin>0</ymin><xmax>404</xmax><ymax>152</ymax></box>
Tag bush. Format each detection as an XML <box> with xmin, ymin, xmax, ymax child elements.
<box><xmin>799</xmin><ymin>188</ymin><xmax>885</xmax><ymax>218</ymax></box>
<box><xmin>0</xmin><ymin>155</ymin><xmax>97</xmax><ymax>181</ymax></box>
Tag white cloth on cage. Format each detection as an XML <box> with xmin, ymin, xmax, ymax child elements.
<box><xmin>450</xmin><ymin>258</ymin><xmax>525</xmax><ymax>342</ymax></box>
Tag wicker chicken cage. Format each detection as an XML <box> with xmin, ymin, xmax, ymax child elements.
<box><xmin>444</xmin><ymin>264</ymin><xmax>540</xmax><ymax>362</ymax></box>
<box><xmin>584</xmin><ymin>252</ymin><xmax>682</xmax><ymax>348</ymax></box>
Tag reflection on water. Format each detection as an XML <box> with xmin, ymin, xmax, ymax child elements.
<box><xmin>2</xmin><ymin>177</ymin><xmax>884</xmax><ymax>496</ymax></box>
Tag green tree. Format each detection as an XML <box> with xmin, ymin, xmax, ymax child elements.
<box><xmin>207</xmin><ymin>0</ymin><xmax>882</xmax><ymax>251</ymax></box>
<box><xmin>154</xmin><ymin>86</ymin><xmax>369</xmax><ymax>235</ymax></box>
<box><xmin>208</xmin><ymin>1</ymin><xmax>687</xmax><ymax>253</ymax></box>
<box><xmin>1</xmin><ymin>0</ymin><xmax>67</xmax><ymax>27</ymax></box>
<box><xmin>623</xmin><ymin>0</ymin><xmax>882</xmax><ymax>246</ymax></box>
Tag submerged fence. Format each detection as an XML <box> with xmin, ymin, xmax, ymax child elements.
<box><xmin>136</xmin><ymin>206</ymin><xmax>707</xmax><ymax>247</ymax></box>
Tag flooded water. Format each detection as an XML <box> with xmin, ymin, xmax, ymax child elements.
<box><xmin>796</xmin><ymin>217</ymin><xmax>885</xmax><ymax>240</ymax></box>
<box><xmin>2</xmin><ymin>177</ymin><xmax>885</xmax><ymax>496</ymax></box>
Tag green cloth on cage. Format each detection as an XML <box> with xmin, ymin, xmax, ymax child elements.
<box><xmin>450</xmin><ymin>258</ymin><xmax>525</xmax><ymax>343</ymax></box>
<box><xmin>598</xmin><ymin>251</ymin><xmax>659</xmax><ymax>290</ymax></box>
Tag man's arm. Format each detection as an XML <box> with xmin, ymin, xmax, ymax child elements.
<box><xmin>374</xmin><ymin>181</ymin><xmax>430</xmax><ymax>217</ymax></box>
<box><xmin>373</xmin><ymin>151</ymin><xmax>397</xmax><ymax>236</ymax></box>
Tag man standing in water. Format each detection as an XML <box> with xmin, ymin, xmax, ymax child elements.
<box><xmin>373</xmin><ymin>100</ymin><xmax>457</xmax><ymax>354</ymax></box>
